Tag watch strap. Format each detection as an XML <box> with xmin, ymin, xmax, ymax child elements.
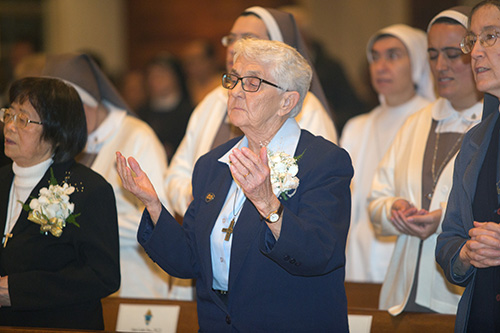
<box><xmin>261</xmin><ymin>202</ymin><xmax>284</xmax><ymax>223</ymax></box>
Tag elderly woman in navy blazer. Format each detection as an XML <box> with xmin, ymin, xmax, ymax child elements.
<box><xmin>117</xmin><ymin>38</ymin><xmax>353</xmax><ymax>332</ymax></box>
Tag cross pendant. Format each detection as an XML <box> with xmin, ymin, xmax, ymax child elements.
<box><xmin>222</xmin><ymin>219</ymin><xmax>235</xmax><ymax>241</ymax></box>
<box><xmin>3</xmin><ymin>233</ymin><xmax>13</xmax><ymax>248</ymax></box>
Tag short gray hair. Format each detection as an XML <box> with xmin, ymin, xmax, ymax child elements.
<box><xmin>233</xmin><ymin>38</ymin><xmax>312</xmax><ymax>118</ymax></box>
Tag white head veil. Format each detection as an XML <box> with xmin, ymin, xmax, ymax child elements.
<box><xmin>427</xmin><ymin>6</ymin><xmax>471</xmax><ymax>31</ymax></box>
<box><xmin>366</xmin><ymin>24</ymin><xmax>436</xmax><ymax>103</ymax></box>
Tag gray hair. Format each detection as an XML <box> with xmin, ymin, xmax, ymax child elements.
<box><xmin>233</xmin><ymin>38</ymin><xmax>312</xmax><ymax>118</ymax></box>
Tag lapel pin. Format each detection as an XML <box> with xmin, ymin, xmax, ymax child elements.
<box><xmin>205</xmin><ymin>193</ymin><xmax>215</xmax><ymax>202</ymax></box>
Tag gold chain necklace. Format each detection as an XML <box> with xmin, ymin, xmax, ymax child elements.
<box><xmin>427</xmin><ymin>131</ymin><xmax>465</xmax><ymax>200</ymax></box>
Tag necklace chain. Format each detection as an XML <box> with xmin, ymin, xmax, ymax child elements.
<box><xmin>232</xmin><ymin>187</ymin><xmax>244</xmax><ymax>218</ymax></box>
<box><xmin>222</xmin><ymin>186</ymin><xmax>245</xmax><ymax>241</ymax></box>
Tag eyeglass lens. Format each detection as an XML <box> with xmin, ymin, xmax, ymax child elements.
<box><xmin>0</xmin><ymin>109</ymin><xmax>36</xmax><ymax>128</ymax></box>
<box><xmin>461</xmin><ymin>29</ymin><xmax>500</xmax><ymax>54</ymax></box>
<box><xmin>222</xmin><ymin>74</ymin><xmax>261</xmax><ymax>92</ymax></box>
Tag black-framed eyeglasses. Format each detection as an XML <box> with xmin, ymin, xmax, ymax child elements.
<box><xmin>0</xmin><ymin>108</ymin><xmax>43</xmax><ymax>128</ymax></box>
<box><xmin>460</xmin><ymin>28</ymin><xmax>500</xmax><ymax>54</ymax></box>
<box><xmin>221</xmin><ymin>73</ymin><xmax>286</xmax><ymax>92</ymax></box>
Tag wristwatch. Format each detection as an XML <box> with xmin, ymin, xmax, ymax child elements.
<box><xmin>262</xmin><ymin>203</ymin><xmax>284</xmax><ymax>223</ymax></box>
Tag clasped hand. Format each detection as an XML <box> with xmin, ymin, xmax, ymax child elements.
<box><xmin>459</xmin><ymin>221</ymin><xmax>500</xmax><ymax>270</ymax></box>
<box><xmin>390</xmin><ymin>199</ymin><xmax>442</xmax><ymax>240</ymax></box>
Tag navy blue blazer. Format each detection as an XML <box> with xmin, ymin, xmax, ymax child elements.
<box><xmin>139</xmin><ymin>130</ymin><xmax>353</xmax><ymax>332</ymax></box>
<box><xmin>436</xmin><ymin>95</ymin><xmax>500</xmax><ymax>333</ymax></box>
<box><xmin>0</xmin><ymin>160</ymin><xmax>120</xmax><ymax>330</ymax></box>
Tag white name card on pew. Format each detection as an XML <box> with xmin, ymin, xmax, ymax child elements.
<box><xmin>348</xmin><ymin>314</ymin><xmax>372</xmax><ymax>333</ymax></box>
<box><xmin>116</xmin><ymin>303</ymin><xmax>180</xmax><ymax>332</ymax></box>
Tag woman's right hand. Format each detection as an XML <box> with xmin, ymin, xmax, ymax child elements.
<box><xmin>457</xmin><ymin>221</ymin><xmax>500</xmax><ymax>274</ymax></box>
<box><xmin>116</xmin><ymin>152</ymin><xmax>162</xmax><ymax>223</ymax></box>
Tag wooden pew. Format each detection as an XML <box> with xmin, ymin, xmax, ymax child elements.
<box><xmin>101</xmin><ymin>297</ymin><xmax>199</xmax><ymax>332</ymax></box>
<box><xmin>0</xmin><ymin>284</ymin><xmax>456</xmax><ymax>332</ymax></box>
<box><xmin>345</xmin><ymin>282</ymin><xmax>382</xmax><ymax>309</ymax></box>
<box><xmin>349</xmin><ymin>308</ymin><xmax>455</xmax><ymax>333</ymax></box>
<box><xmin>345</xmin><ymin>282</ymin><xmax>455</xmax><ymax>332</ymax></box>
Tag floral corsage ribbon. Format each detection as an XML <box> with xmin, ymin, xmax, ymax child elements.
<box><xmin>20</xmin><ymin>168</ymin><xmax>80</xmax><ymax>237</ymax></box>
<box><xmin>267</xmin><ymin>149</ymin><xmax>305</xmax><ymax>201</ymax></box>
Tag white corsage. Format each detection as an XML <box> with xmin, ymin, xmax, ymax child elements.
<box><xmin>21</xmin><ymin>168</ymin><xmax>80</xmax><ymax>237</ymax></box>
<box><xmin>267</xmin><ymin>150</ymin><xmax>304</xmax><ymax>200</ymax></box>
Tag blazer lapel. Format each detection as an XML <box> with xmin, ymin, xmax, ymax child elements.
<box><xmin>0</xmin><ymin>166</ymin><xmax>14</xmax><ymax>249</ymax></box>
<box><xmin>227</xmin><ymin>199</ymin><xmax>262</xmax><ymax>289</ymax></box>
<box><xmin>462</xmin><ymin>112</ymin><xmax>498</xmax><ymax>204</ymax></box>
<box><xmin>196</xmin><ymin>163</ymin><xmax>233</xmax><ymax>292</ymax></box>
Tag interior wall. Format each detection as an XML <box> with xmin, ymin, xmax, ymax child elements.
<box><xmin>43</xmin><ymin>0</ymin><xmax>126</xmax><ymax>76</ymax></box>
<box><xmin>39</xmin><ymin>0</ymin><xmax>471</xmax><ymax>100</ymax></box>
<box><xmin>296</xmin><ymin>0</ymin><xmax>409</xmax><ymax>103</ymax></box>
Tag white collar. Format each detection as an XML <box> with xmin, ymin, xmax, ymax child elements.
<box><xmin>85</xmin><ymin>102</ymin><xmax>127</xmax><ymax>153</ymax></box>
<box><xmin>219</xmin><ymin>117</ymin><xmax>301</xmax><ymax>166</ymax></box>
<box><xmin>12</xmin><ymin>158</ymin><xmax>53</xmax><ymax>187</ymax></box>
<box><xmin>432</xmin><ymin>98</ymin><xmax>483</xmax><ymax>133</ymax></box>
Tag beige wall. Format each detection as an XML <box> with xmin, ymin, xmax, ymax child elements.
<box><xmin>42</xmin><ymin>0</ymin><xmax>126</xmax><ymax>76</ymax></box>
<box><xmin>296</xmin><ymin>0</ymin><xmax>409</xmax><ymax>101</ymax></box>
<box><xmin>41</xmin><ymin>0</ymin><xmax>477</xmax><ymax>99</ymax></box>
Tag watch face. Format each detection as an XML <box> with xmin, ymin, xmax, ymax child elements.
<box><xmin>269</xmin><ymin>213</ymin><xmax>279</xmax><ymax>223</ymax></box>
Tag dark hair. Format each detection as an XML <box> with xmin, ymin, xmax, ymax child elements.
<box><xmin>471</xmin><ymin>1</ymin><xmax>500</xmax><ymax>24</ymax></box>
<box><xmin>432</xmin><ymin>17</ymin><xmax>463</xmax><ymax>26</ymax></box>
<box><xmin>9</xmin><ymin>77</ymin><xmax>87</xmax><ymax>163</ymax></box>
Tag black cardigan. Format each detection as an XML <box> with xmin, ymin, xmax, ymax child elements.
<box><xmin>0</xmin><ymin>160</ymin><xmax>120</xmax><ymax>330</ymax></box>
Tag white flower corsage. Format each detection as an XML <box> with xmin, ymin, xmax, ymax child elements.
<box><xmin>267</xmin><ymin>149</ymin><xmax>305</xmax><ymax>200</ymax></box>
<box><xmin>21</xmin><ymin>168</ymin><xmax>80</xmax><ymax>237</ymax></box>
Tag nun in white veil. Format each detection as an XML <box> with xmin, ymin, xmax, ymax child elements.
<box><xmin>341</xmin><ymin>24</ymin><xmax>435</xmax><ymax>284</ymax></box>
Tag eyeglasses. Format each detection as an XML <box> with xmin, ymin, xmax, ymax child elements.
<box><xmin>0</xmin><ymin>108</ymin><xmax>43</xmax><ymax>128</ymax></box>
<box><xmin>460</xmin><ymin>28</ymin><xmax>500</xmax><ymax>54</ymax></box>
<box><xmin>221</xmin><ymin>73</ymin><xmax>286</xmax><ymax>92</ymax></box>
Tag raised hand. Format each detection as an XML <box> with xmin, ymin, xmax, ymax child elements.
<box><xmin>116</xmin><ymin>152</ymin><xmax>162</xmax><ymax>223</ymax></box>
<box><xmin>228</xmin><ymin>146</ymin><xmax>282</xmax><ymax>238</ymax></box>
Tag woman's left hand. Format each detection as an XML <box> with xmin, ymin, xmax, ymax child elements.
<box><xmin>391</xmin><ymin>208</ymin><xmax>442</xmax><ymax>240</ymax></box>
<box><xmin>229</xmin><ymin>146</ymin><xmax>280</xmax><ymax>215</ymax></box>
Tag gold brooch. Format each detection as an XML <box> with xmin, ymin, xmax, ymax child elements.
<box><xmin>205</xmin><ymin>193</ymin><xmax>215</xmax><ymax>202</ymax></box>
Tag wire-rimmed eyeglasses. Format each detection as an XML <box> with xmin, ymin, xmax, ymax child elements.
<box><xmin>460</xmin><ymin>28</ymin><xmax>500</xmax><ymax>54</ymax></box>
<box><xmin>0</xmin><ymin>108</ymin><xmax>43</xmax><ymax>128</ymax></box>
<box><xmin>221</xmin><ymin>73</ymin><xmax>286</xmax><ymax>92</ymax></box>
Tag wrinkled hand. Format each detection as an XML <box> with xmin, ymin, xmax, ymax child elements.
<box><xmin>390</xmin><ymin>199</ymin><xmax>441</xmax><ymax>240</ymax></box>
<box><xmin>116</xmin><ymin>152</ymin><xmax>162</xmax><ymax>223</ymax></box>
<box><xmin>229</xmin><ymin>146</ymin><xmax>280</xmax><ymax>218</ymax></box>
<box><xmin>459</xmin><ymin>221</ymin><xmax>500</xmax><ymax>271</ymax></box>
